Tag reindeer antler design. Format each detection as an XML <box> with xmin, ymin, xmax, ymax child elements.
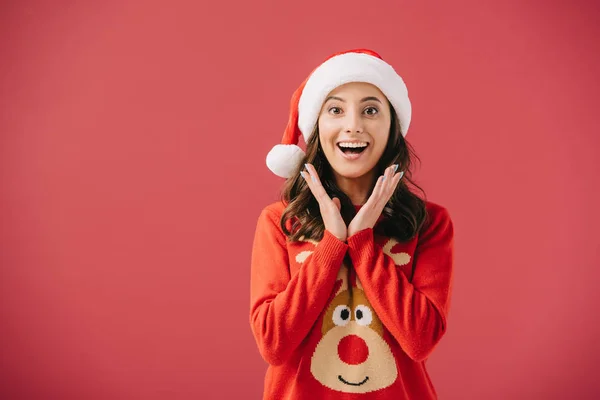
<box><xmin>295</xmin><ymin>235</ymin><xmax>320</xmax><ymax>264</ymax></box>
<box><xmin>382</xmin><ymin>238</ymin><xmax>411</xmax><ymax>266</ymax></box>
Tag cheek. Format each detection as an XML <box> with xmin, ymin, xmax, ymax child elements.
<box><xmin>318</xmin><ymin>118</ymin><xmax>335</xmax><ymax>133</ymax></box>
<box><xmin>317</xmin><ymin>121</ymin><xmax>338</xmax><ymax>147</ymax></box>
<box><xmin>371</xmin><ymin>123</ymin><xmax>391</xmax><ymax>150</ymax></box>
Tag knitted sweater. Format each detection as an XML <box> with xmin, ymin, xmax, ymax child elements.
<box><xmin>249</xmin><ymin>200</ymin><xmax>454</xmax><ymax>399</ymax></box>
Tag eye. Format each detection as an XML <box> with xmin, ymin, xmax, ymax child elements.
<box><xmin>328</xmin><ymin>106</ymin><xmax>342</xmax><ymax>115</ymax></box>
<box><xmin>355</xmin><ymin>305</ymin><xmax>373</xmax><ymax>326</ymax></box>
<box><xmin>332</xmin><ymin>305</ymin><xmax>351</xmax><ymax>326</ymax></box>
<box><xmin>364</xmin><ymin>106</ymin><xmax>378</xmax><ymax>116</ymax></box>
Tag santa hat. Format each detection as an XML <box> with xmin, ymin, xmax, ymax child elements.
<box><xmin>266</xmin><ymin>48</ymin><xmax>412</xmax><ymax>178</ymax></box>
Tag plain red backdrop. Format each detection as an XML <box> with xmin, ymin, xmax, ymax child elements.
<box><xmin>1</xmin><ymin>1</ymin><xmax>599</xmax><ymax>399</ymax></box>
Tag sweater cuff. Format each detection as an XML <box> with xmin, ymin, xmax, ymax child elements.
<box><xmin>313</xmin><ymin>229</ymin><xmax>349</xmax><ymax>267</ymax></box>
<box><xmin>347</xmin><ymin>228</ymin><xmax>376</xmax><ymax>265</ymax></box>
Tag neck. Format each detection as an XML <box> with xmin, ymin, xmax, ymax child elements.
<box><xmin>333</xmin><ymin>169</ymin><xmax>377</xmax><ymax>206</ymax></box>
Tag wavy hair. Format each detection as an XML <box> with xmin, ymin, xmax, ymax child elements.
<box><xmin>279</xmin><ymin>103</ymin><xmax>428</xmax><ymax>243</ymax></box>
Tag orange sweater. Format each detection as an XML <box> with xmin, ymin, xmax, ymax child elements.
<box><xmin>249</xmin><ymin>200</ymin><xmax>454</xmax><ymax>399</ymax></box>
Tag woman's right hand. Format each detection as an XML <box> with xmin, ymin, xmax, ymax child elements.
<box><xmin>301</xmin><ymin>163</ymin><xmax>347</xmax><ymax>242</ymax></box>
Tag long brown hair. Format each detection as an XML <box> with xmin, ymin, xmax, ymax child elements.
<box><xmin>279</xmin><ymin>103</ymin><xmax>428</xmax><ymax>243</ymax></box>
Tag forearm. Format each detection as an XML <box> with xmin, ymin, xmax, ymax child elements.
<box><xmin>347</xmin><ymin>227</ymin><xmax>451</xmax><ymax>361</ymax></box>
<box><xmin>250</xmin><ymin>229</ymin><xmax>348</xmax><ymax>365</ymax></box>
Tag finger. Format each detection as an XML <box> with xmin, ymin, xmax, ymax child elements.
<box><xmin>304</xmin><ymin>164</ymin><xmax>329</xmax><ymax>199</ymax></box>
<box><xmin>379</xmin><ymin>165</ymin><xmax>393</xmax><ymax>186</ymax></box>
<box><xmin>380</xmin><ymin>172</ymin><xmax>393</xmax><ymax>206</ymax></box>
<box><xmin>380</xmin><ymin>164</ymin><xmax>396</xmax><ymax>189</ymax></box>
<box><xmin>301</xmin><ymin>169</ymin><xmax>319</xmax><ymax>196</ymax></box>
<box><xmin>300</xmin><ymin>170</ymin><xmax>315</xmax><ymax>195</ymax></box>
<box><xmin>303</xmin><ymin>164</ymin><xmax>333</xmax><ymax>206</ymax></box>
<box><xmin>386</xmin><ymin>164</ymin><xmax>397</xmax><ymax>184</ymax></box>
<box><xmin>383</xmin><ymin>170</ymin><xmax>404</xmax><ymax>203</ymax></box>
<box><xmin>368</xmin><ymin>174</ymin><xmax>386</xmax><ymax>207</ymax></box>
<box><xmin>384</xmin><ymin>165</ymin><xmax>400</xmax><ymax>193</ymax></box>
<box><xmin>388</xmin><ymin>164</ymin><xmax>396</xmax><ymax>179</ymax></box>
<box><xmin>391</xmin><ymin>170</ymin><xmax>404</xmax><ymax>190</ymax></box>
<box><xmin>304</xmin><ymin>163</ymin><xmax>320</xmax><ymax>185</ymax></box>
<box><xmin>361</xmin><ymin>166</ymin><xmax>401</xmax><ymax>211</ymax></box>
<box><xmin>394</xmin><ymin>170</ymin><xmax>404</xmax><ymax>184</ymax></box>
<box><xmin>378</xmin><ymin>165</ymin><xmax>396</xmax><ymax>205</ymax></box>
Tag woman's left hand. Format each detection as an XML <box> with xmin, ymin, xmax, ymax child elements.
<box><xmin>347</xmin><ymin>165</ymin><xmax>404</xmax><ymax>238</ymax></box>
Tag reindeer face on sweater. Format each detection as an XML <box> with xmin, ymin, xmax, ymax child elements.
<box><xmin>309</xmin><ymin>263</ymin><xmax>398</xmax><ymax>393</ymax></box>
<box><xmin>292</xmin><ymin>235</ymin><xmax>407</xmax><ymax>394</ymax></box>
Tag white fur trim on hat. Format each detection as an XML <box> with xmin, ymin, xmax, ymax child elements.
<box><xmin>297</xmin><ymin>52</ymin><xmax>411</xmax><ymax>142</ymax></box>
<box><xmin>266</xmin><ymin>144</ymin><xmax>306</xmax><ymax>178</ymax></box>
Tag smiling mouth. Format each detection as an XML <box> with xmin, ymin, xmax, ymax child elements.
<box><xmin>338</xmin><ymin>375</ymin><xmax>369</xmax><ymax>386</ymax></box>
<box><xmin>337</xmin><ymin>143</ymin><xmax>369</xmax><ymax>155</ymax></box>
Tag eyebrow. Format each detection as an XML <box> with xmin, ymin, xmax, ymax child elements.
<box><xmin>324</xmin><ymin>95</ymin><xmax>382</xmax><ymax>104</ymax></box>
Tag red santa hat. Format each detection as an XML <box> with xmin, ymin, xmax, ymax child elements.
<box><xmin>266</xmin><ymin>48</ymin><xmax>412</xmax><ymax>178</ymax></box>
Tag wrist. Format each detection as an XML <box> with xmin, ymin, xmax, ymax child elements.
<box><xmin>324</xmin><ymin>229</ymin><xmax>347</xmax><ymax>243</ymax></box>
<box><xmin>348</xmin><ymin>226</ymin><xmax>370</xmax><ymax>240</ymax></box>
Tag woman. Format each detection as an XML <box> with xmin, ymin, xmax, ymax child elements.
<box><xmin>250</xmin><ymin>48</ymin><xmax>454</xmax><ymax>399</ymax></box>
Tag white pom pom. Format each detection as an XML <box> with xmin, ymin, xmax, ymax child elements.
<box><xmin>266</xmin><ymin>144</ymin><xmax>306</xmax><ymax>178</ymax></box>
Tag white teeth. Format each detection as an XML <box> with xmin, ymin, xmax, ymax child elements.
<box><xmin>338</xmin><ymin>142</ymin><xmax>368</xmax><ymax>148</ymax></box>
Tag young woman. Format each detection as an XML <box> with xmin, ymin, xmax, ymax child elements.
<box><xmin>250</xmin><ymin>49</ymin><xmax>454</xmax><ymax>399</ymax></box>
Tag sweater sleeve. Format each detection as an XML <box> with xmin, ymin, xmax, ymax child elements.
<box><xmin>346</xmin><ymin>205</ymin><xmax>454</xmax><ymax>362</ymax></box>
<box><xmin>249</xmin><ymin>207</ymin><xmax>349</xmax><ymax>366</ymax></box>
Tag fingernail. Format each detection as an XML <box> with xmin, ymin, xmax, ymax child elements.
<box><xmin>398</xmin><ymin>171</ymin><xmax>404</xmax><ymax>179</ymax></box>
<box><xmin>382</xmin><ymin>176</ymin><xmax>386</xmax><ymax>181</ymax></box>
<box><xmin>300</xmin><ymin>171</ymin><xmax>305</xmax><ymax>179</ymax></box>
<box><xmin>393</xmin><ymin>164</ymin><xmax>399</xmax><ymax>172</ymax></box>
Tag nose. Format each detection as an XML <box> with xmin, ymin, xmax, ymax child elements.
<box><xmin>337</xmin><ymin>334</ymin><xmax>369</xmax><ymax>365</ymax></box>
<box><xmin>344</xmin><ymin>111</ymin><xmax>364</xmax><ymax>134</ymax></box>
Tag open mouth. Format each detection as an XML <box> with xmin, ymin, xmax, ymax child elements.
<box><xmin>337</xmin><ymin>143</ymin><xmax>369</xmax><ymax>155</ymax></box>
<box><xmin>338</xmin><ymin>375</ymin><xmax>369</xmax><ymax>386</ymax></box>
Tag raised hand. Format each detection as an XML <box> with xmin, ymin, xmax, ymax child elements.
<box><xmin>347</xmin><ymin>164</ymin><xmax>404</xmax><ymax>238</ymax></box>
<box><xmin>301</xmin><ymin>163</ymin><xmax>348</xmax><ymax>242</ymax></box>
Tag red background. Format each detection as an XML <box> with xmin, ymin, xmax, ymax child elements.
<box><xmin>1</xmin><ymin>1</ymin><xmax>599</xmax><ymax>399</ymax></box>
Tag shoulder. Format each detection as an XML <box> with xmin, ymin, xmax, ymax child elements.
<box><xmin>258</xmin><ymin>200</ymin><xmax>288</xmax><ymax>221</ymax></box>
<box><xmin>421</xmin><ymin>199</ymin><xmax>454</xmax><ymax>239</ymax></box>
<box><xmin>255</xmin><ymin>200</ymin><xmax>294</xmax><ymax>235</ymax></box>
<box><xmin>424</xmin><ymin>199</ymin><xmax>451</xmax><ymax>221</ymax></box>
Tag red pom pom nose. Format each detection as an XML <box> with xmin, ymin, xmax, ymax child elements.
<box><xmin>337</xmin><ymin>334</ymin><xmax>369</xmax><ymax>365</ymax></box>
